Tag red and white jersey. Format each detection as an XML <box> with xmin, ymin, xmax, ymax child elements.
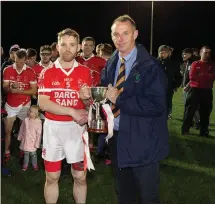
<box><xmin>38</xmin><ymin>59</ymin><xmax>93</xmax><ymax>122</ymax></box>
<box><xmin>76</xmin><ymin>54</ymin><xmax>106</xmax><ymax>86</ymax></box>
<box><xmin>3</xmin><ymin>64</ymin><xmax>37</xmax><ymax>107</ymax></box>
<box><xmin>39</xmin><ymin>61</ymin><xmax>53</xmax><ymax>69</ymax></box>
<box><xmin>32</xmin><ymin>64</ymin><xmax>44</xmax><ymax>81</ymax></box>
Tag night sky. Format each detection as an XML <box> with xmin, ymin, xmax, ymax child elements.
<box><xmin>2</xmin><ymin>1</ymin><xmax>215</xmax><ymax>59</ymax></box>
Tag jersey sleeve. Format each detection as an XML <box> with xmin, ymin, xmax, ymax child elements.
<box><xmin>33</xmin><ymin>65</ymin><xmax>44</xmax><ymax>81</ymax></box>
<box><xmin>86</xmin><ymin>69</ymin><xmax>93</xmax><ymax>87</ymax></box>
<box><xmin>99</xmin><ymin>59</ymin><xmax>106</xmax><ymax>72</ymax></box>
<box><xmin>37</xmin><ymin>69</ymin><xmax>52</xmax><ymax>96</ymax></box>
<box><xmin>29</xmin><ymin>69</ymin><xmax>37</xmax><ymax>84</ymax></box>
<box><xmin>3</xmin><ymin>67</ymin><xmax>11</xmax><ymax>82</ymax></box>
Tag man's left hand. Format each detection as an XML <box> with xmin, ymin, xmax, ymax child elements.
<box><xmin>106</xmin><ymin>84</ymin><xmax>119</xmax><ymax>104</ymax></box>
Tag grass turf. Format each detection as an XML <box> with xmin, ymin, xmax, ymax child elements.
<box><xmin>2</xmin><ymin>88</ymin><xmax>215</xmax><ymax>204</ymax></box>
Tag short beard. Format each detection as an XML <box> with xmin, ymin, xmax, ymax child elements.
<box><xmin>62</xmin><ymin>55</ymin><xmax>75</xmax><ymax>62</ymax></box>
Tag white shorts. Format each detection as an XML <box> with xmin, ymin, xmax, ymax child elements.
<box><xmin>5</xmin><ymin>102</ymin><xmax>30</xmax><ymax>120</ymax></box>
<box><xmin>42</xmin><ymin>119</ymin><xmax>85</xmax><ymax>164</ymax></box>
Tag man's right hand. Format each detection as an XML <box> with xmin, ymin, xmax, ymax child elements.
<box><xmin>79</xmin><ymin>84</ymin><xmax>91</xmax><ymax>100</ymax></box>
<box><xmin>11</xmin><ymin>82</ymin><xmax>19</xmax><ymax>89</ymax></box>
<box><xmin>69</xmin><ymin>108</ymin><xmax>89</xmax><ymax>126</ymax></box>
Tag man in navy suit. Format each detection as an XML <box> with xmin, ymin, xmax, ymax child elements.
<box><xmin>102</xmin><ymin>15</ymin><xmax>169</xmax><ymax>204</ymax></box>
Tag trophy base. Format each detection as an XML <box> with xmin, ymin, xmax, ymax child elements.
<box><xmin>88</xmin><ymin>119</ymin><xmax>108</xmax><ymax>134</ymax></box>
<box><xmin>88</xmin><ymin>128</ymin><xmax>108</xmax><ymax>134</ymax></box>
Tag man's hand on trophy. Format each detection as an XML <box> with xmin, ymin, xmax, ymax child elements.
<box><xmin>106</xmin><ymin>84</ymin><xmax>119</xmax><ymax>104</ymax></box>
<box><xmin>79</xmin><ymin>84</ymin><xmax>92</xmax><ymax>100</ymax></box>
<box><xmin>11</xmin><ymin>81</ymin><xmax>19</xmax><ymax>89</ymax></box>
<box><xmin>70</xmin><ymin>108</ymin><xmax>89</xmax><ymax>126</ymax></box>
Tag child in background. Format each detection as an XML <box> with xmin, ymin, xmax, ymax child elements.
<box><xmin>17</xmin><ymin>105</ymin><xmax>42</xmax><ymax>171</ymax></box>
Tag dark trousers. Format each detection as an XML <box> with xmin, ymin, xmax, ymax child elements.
<box><xmin>183</xmin><ymin>90</ymin><xmax>200</xmax><ymax>123</ymax></box>
<box><xmin>182</xmin><ymin>87</ymin><xmax>213</xmax><ymax>134</ymax></box>
<box><xmin>97</xmin><ymin>134</ymin><xmax>106</xmax><ymax>155</ymax></box>
<box><xmin>166</xmin><ymin>90</ymin><xmax>174</xmax><ymax>115</ymax></box>
<box><xmin>97</xmin><ymin>134</ymin><xmax>110</xmax><ymax>159</ymax></box>
<box><xmin>109</xmin><ymin>132</ymin><xmax>160</xmax><ymax>204</ymax></box>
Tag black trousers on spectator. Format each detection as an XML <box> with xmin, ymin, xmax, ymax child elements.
<box><xmin>109</xmin><ymin>131</ymin><xmax>160</xmax><ymax>204</ymax></box>
<box><xmin>182</xmin><ymin>87</ymin><xmax>213</xmax><ymax>134</ymax></box>
<box><xmin>166</xmin><ymin>89</ymin><xmax>174</xmax><ymax>115</ymax></box>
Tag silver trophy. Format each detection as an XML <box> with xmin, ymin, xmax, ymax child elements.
<box><xmin>88</xmin><ymin>87</ymin><xmax>108</xmax><ymax>133</ymax></box>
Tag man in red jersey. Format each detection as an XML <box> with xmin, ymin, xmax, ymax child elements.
<box><xmin>3</xmin><ymin>49</ymin><xmax>37</xmax><ymax>161</ymax></box>
<box><xmin>76</xmin><ymin>37</ymin><xmax>106</xmax><ymax>86</ymax></box>
<box><xmin>38</xmin><ymin>28</ymin><xmax>94</xmax><ymax>204</ymax></box>
<box><xmin>26</xmin><ymin>48</ymin><xmax>38</xmax><ymax>67</ymax></box>
<box><xmin>26</xmin><ymin>48</ymin><xmax>44</xmax><ymax>80</ymax></box>
<box><xmin>39</xmin><ymin>45</ymin><xmax>53</xmax><ymax>70</ymax></box>
<box><xmin>182</xmin><ymin>46</ymin><xmax>215</xmax><ymax>136</ymax></box>
<box><xmin>26</xmin><ymin>48</ymin><xmax>43</xmax><ymax>105</ymax></box>
<box><xmin>76</xmin><ymin>37</ymin><xmax>106</xmax><ymax>154</ymax></box>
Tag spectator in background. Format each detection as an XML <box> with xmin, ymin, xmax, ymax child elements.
<box><xmin>95</xmin><ymin>43</ymin><xmax>103</xmax><ymax>56</ymax></box>
<box><xmin>26</xmin><ymin>48</ymin><xmax>38</xmax><ymax>67</ymax></box>
<box><xmin>168</xmin><ymin>46</ymin><xmax>174</xmax><ymax>57</ymax></box>
<box><xmin>158</xmin><ymin>45</ymin><xmax>182</xmax><ymax>119</ymax></box>
<box><xmin>99</xmin><ymin>43</ymin><xmax>113</xmax><ymax>61</ymax></box>
<box><xmin>181</xmin><ymin>48</ymin><xmax>196</xmax><ymax>98</ymax></box>
<box><xmin>76</xmin><ymin>37</ymin><xmax>106</xmax><ymax>86</ymax></box>
<box><xmin>95</xmin><ymin>43</ymin><xmax>113</xmax><ymax>165</ymax></box>
<box><xmin>26</xmin><ymin>48</ymin><xmax>42</xmax><ymax>105</ymax></box>
<box><xmin>3</xmin><ymin>49</ymin><xmax>37</xmax><ymax>163</ymax></box>
<box><xmin>182</xmin><ymin>46</ymin><xmax>215</xmax><ymax>136</ymax></box>
<box><xmin>76</xmin><ymin>37</ymin><xmax>106</xmax><ymax>160</ymax></box>
<box><xmin>1</xmin><ymin>45</ymin><xmax>22</xmax><ymax>139</ymax></box>
<box><xmin>50</xmin><ymin>42</ymin><xmax>59</xmax><ymax>62</ymax></box>
<box><xmin>192</xmin><ymin>48</ymin><xmax>200</xmax><ymax>61</ymax></box>
<box><xmin>39</xmin><ymin>45</ymin><xmax>53</xmax><ymax>70</ymax></box>
<box><xmin>181</xmin><ymin>48</ymin><xmax>200</xmax><ymax>129</ymax></box>
<box><xmin>2</xmin><ymin>44</ymin><xmax>20</xmax><ymax>71</ymax></box>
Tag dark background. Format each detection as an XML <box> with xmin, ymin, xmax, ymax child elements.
<box><xmin>2</xmin><ymin>1</ymin><xmax>215</xmax><ymax>59</ymax></box>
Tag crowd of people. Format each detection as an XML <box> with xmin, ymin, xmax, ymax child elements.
<box><xmin>1</xmin><ymin>14</ymin><xmax>215</xmax><ymax>204</ymax></box>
